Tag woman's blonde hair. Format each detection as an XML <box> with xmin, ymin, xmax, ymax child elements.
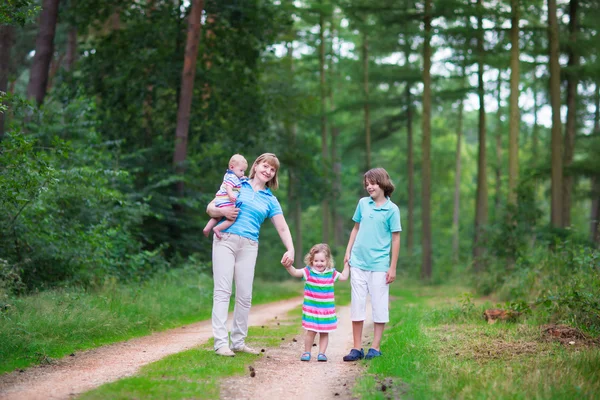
<box><xmin>303</xmin><ymin>243</ymin><xmax>335</xmax><ymax>269</ymax></box>
<box><xmin>249</xmin><ymin>153</ymin><xmax>280</xmax><ymax>190</ymax></box>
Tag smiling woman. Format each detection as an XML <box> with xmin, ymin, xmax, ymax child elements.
<box><xmin>205</xmin><ymin>153</ymin><xmax>295</xmax><ymax>357</ymax></box>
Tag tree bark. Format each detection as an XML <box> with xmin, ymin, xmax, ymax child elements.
<box><xmin>319</xmin><ymin>6</ymin><xmax>329</xmax><ymax>244</ymax></box>
<box><xmin>547</xmin><ymin>0</ymin><xmax>564</xmax><ymax>228</ymax></box>
<box><xmin>65</xmin><ymin>27</ymin><xmax>77</xmax><ymax>71</ymax></box>
<box><xmin>406</xmin><ymin>84</ymin><xmax>414</xmax><ymax>256</ymax></box>
<box><xmin>362</xmin><ymin>30</ymin><xmax>371</xmax><ymax>171</ymax></box>
<box><xmin>452</xmin><ymin>63</ymin><xmax>466</xmax><ymax>264</ymax></box>
<box><xmin>563</xmin><ymin>0</ymin><xmax>578</xmax><ymax>227</ymax></box>
<box><xmin>173</xmin><ymin>0</ymin><xmax>204</xmax><ymax>196</ymax></box>
<box><xmin>0</xmin><ymin>25</ymin><xmax>14</xmax><ymax>140</ymax></box>
<box><xmin>473</xmin><ymin>0</ymin><xmax>488</xmax><ymax>269</ymax></box>
<box><xmin>495</xmin><ymin>75</ymin><xmax>502</xmax><ymax>215</ymax></box>
<box><xmin>421</xmin><ymin>0</ymin><xmax>433</xmax><ymax>280</ymax></box>
<box><xmin>508</xmin><ymin>0</ymin><xmax>520</xmax><ymax>205</ymax></box>
<box><xmin>473</xmin><ymin>0</ymin><xmax>488</xmax><ymax>271</ymax></box>
<box><xmin>26</xmin><ymin>0</ymin><xmax>60</xmax><ymax>106</ymax></box>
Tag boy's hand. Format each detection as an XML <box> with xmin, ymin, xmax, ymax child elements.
<box><xmin>385</xmin><ymin>269</ymin><xmax>396</xmax><ymax>284</ymax></box>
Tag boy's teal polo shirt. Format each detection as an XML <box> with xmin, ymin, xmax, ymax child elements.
<box><xmin>349</xmin><ymin>196</ymin><xmax>402</xmax><ymax>272</ymax></box>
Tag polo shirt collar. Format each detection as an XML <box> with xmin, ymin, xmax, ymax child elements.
<box><xmin>368</xmin><ymin>196</ymin><xmax>391</xmax><ymax>210</ymax></box>
<box><xmin>241</xmin><ymin>179</ymin><xmax>274</xmax><ymax>197</ymax></box>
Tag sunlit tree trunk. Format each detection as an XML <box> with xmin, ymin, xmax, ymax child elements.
<box><xmin>0</xmin><ymin>25</ymin><xmax>14</xmax><ymax>140</ymax></box>
<box><xmin>362</xmin><ymin>30</ymin><xmax>371</xmax><ymax>171</ymax></box>
<box><xmin>406</xmin><ymin>84</ymin><xmax>414</xmax><ymax>256</ymax></box>
<box><xmin>508</xmin><ymin>0</ymin><xmax>520</xmax><ymax>205</ymax></box>
<box><xmin>473</xmin><ymin>0</ymin><xmax>488</xmax><ymax>270</ymax></box>
<box><xmin>548</xmin><ymin>0</ymin><xmax>564</xmax><ymax>228</ymax></box>
<box><xmin>26</xmin><ymin>0</ymin><xmax>60</xmax><ymax>106</ymax></box>
<box><xmin>173</xmin><ymin>0</ymin><xmax>204</xmax><ymax>196</ymax></box>
<box><xmin>421</xmin><ymin>0</ymin><xmax>432</xmax><ymax>280</ymax></box>
<box><xmin>319</xmin><ymin>6</ymin><xmax>329</xmax><ymax>244</ymax></box>
<box><xmin>563</xmin><ymin>0</ymin><xmax>579</xmax><ymax>227</ymax></box>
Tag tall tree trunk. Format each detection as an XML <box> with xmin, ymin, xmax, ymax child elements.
<box><xmin>548</xmin><ymin>0</ymin><xmax>564</xmax><ymax>228</ymax></box>
<box><xmin>452</xmin><ymin>63</ymin><xmax>466</xmax><ymax>264</ymax></box>
<box><xmin>473</xmin><ymin>0</ymin><xmax>488</xmax><ymax>270</ymax></box>
<box><xmin>495</xmin><ymin>74</ymin><xmax>502</xmax><ymax>216</ymax></box>
<box><xmin>532</xmin><ymin>81</ymin><xmax>539</xmax><ymax>161</ymax></box>
<box><xmin>508</xmin><ymin>0</ymin><xmax>520</xmax><ymax>205</ymax></box>
<box><xmin>0</xmin><ymin>25</ymin><xmax>14</xmax><ymax>140</ymax></box>
<box><xmin>591</xmin><ymin>84</ymin><xmax>600</xmax><ymax>244</ymax></box>
<box><xmin>173</xmin><ymin>0</ymin><xmax>204</xmax><ymax>196</ymax></box>
<box><xmin>563</xmin><ymin>0</ymin><xmax>579</xmax><ymax>227</ymax></box>
<box><xmin>319</xmin><ymin>6</ymin><xmax>329</xmax><ymax>244</ymax></box>
<box><xmin>406</xmin><ymin>84</ymin><xmax>414</xmax><ymax>256</ymax></box>
<box><xmin>362</xmin><ymin>30</ymin><xmax>371</xmax><ymax>171</ymax></box>
<box><xmin>285</xmin><ymin>41</ymin><xmax>303</xmax><ymax>267</ymax></box>
<box><xmin>201</xmin><ymin>13</ymin><xmax>216</xmax><ymax>108</ymax></box>
<box><xmin>421</xmin><ymin>0</ymin><xmax>433</xmax><ymax>280</ymax></box>
<box><xmin>65</xmin><ymin>27</ymin><xmax>77</xmax><ymax>71</ymax></box>
<box><xmin>26</xmin><ymin>0</ymin><xmax>60</xmax><ymax>106</ymax></box>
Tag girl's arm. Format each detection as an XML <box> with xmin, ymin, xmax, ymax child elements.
<box><xmin>338</xmin><ymin>261</ymin><xmax>350</xmax><ymax>281</ymax></box>
<box><xmin>283</xmin><ymin>264</ymin><xmax>304</xmax><ymax>278</ymax></box>
<box><xmin>271</xmin><ymin>214</ymin><xmax>295</xmax><ymax>268</ymax></box>
<box><xmin>386</xmin><ymin>232</ymin><xmax>400</xmax><ymax>284</ymax></box>
<box><xmin>344</xmin><ymin>223</ymin><xmax>360</xmax><ymax>264</ymax></box>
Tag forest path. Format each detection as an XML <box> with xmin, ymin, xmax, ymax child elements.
<box><xmin>0</xmin><ymin>297</ymin><xmax>368</xmax><ymax>400</ymax></box>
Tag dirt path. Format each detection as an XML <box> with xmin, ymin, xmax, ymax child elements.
<box><xmin>220</xmin><ymin>304</ymin><xmax>371</xmax><ymax>400</ymax></box>
<box><xmin>0</xmin><ymin>297</ymin><xmax>369</xmax><ymax>400</ymax></box>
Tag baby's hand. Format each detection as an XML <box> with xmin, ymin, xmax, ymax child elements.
<box><xmin>229</xmin><ymin>195</ymin><xmax>237</xmax><ymax>203</ymax></box>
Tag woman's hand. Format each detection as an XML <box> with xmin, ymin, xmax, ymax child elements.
<box><xmin>385</xmin><ymin>268</ymin><xmax>396</xmax><ymax>284</ymax></box>
<box><xmin>281</xmin><ymin>250</ymin><xmax>294</xmax><ymax>268</ymax></box>
<box><xmin>206</xmin><ymin>200</ymin><xmax>239</xmax><ymax>220</ymax></box>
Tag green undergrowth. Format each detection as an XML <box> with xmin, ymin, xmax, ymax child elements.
<box><xmin>0</xmin><ymin>267</ymin><xmax>301</xmax><ymax>375</ymax></box>
<box><xmin>354</xmin><ymin>284</ymin><xmax>600</xmax><ymax>400</ymax></box>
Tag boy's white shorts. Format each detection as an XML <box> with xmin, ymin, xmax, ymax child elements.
<box><xmin>350</xmin><ymin>267</ymin><xmax>389</xmax><ymax>323</ymax></box>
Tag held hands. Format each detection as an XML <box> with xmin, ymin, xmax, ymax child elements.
<box><xmin>280</xmin><ymin>250</ymin><xmax>294</xmax><ymax>268</ymax></box>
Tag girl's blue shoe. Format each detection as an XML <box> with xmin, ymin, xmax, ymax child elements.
<box><xmin>300</xmin><ymin>352</ymin><xmax>311</xmax><ymax>361</ymax></box>
<box><xmin>317</xmin><ymin>353</ymin><xmax>328</xmax><ymax>362</ymax></box>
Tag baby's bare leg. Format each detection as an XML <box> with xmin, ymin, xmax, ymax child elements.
<box><xmin>203</xmin><ymin>217</ymin><xmax>219</xmax><ymax>237</ymax></box>
<box><xmin>212</xmin><ymin>218</ymin><xmax>234</xmax><ymax>239</ymax></box>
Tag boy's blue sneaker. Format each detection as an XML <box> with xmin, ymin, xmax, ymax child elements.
<box><xmin>365</xmin><ymin>348</ymin><xmax>382</xmax><ymax>360</ymax></box>
<box><xmin>342</xmin><ymin>348</ymin><xmax>364</xmax><ymax>361</ymax></box>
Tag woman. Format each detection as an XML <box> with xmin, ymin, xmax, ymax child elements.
<box><xmin>206</xmin><ymin>153</ymin><xmax>295</xmax><ymax>356</ymax></box>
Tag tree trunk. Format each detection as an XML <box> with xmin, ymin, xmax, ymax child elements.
<box><xmin>473</xmin><ymin>0</ymin><xmax>488</xmax><ymax>270</ymax></box>
<box><xmin>173</xmin><ymin>0</ymin><xmax>204</xmax><ymax>197</ymax></box>
<box><xmin>591</xmin><ymin>84</ymin><xmax>600</xmax><ymax>244</ymax></box>
<box><xmin>319</xmin><ymin>6</ymin><xmax>329</xmax><ymax>244</ymax></box>
<box><xmin>0</xmin><ymin>25</ymin><xmax>14</xmax><ymax>140</ymax></box>
<box><xmin>548</xmin><ymin>0</ymin><xmax>564</xmax><ymax>228</ymax></box>
<box><xmin>563</xmin><ymin>0</ymin><xmax>579</xmax><ymax>227</ymax></box>
<box><xmin>362</xmin><ymin>31</ymin><xmax>371</xmax><ymax>171</ymax></box>
<box><xmin>532</xmin><ymin>82</ymin><xmax>539</xmax><ymax>161</ymax></box>
<box><xmin>26</xmin><ymin>0</ymin><xmax>60</xmax><ymax>106</ymax></box>
<box><xmin>65</xmin><ymin>27</ymin><xmax>77</xmax><ymax>71</ymax></box>
<box><xmin>495</xmin><ymin>75</ymin><xmax>502</xmax><ymax>216</ymax></box>
<box><xmin>452</xmin><ymin>64</ymin><xmax>465</xmax><ymax>264</ymax></box>
<box><xmin>508</xmin><ymin>0</ymin><xmax>520</xmax><ymax>205</ymax></box>
<box><xmin>406</xmin><ymin>84</ymin><xmax>414</xmax><ymax>256</ymax></box>
<box><xmin>421</xmin><ymin>0</ymin><xmax>433</xmax><ymax>280</ymax></box>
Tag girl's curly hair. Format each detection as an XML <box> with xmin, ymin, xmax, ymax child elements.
<box><xmin>303</xmin><ymin>243</ymin><xmax>335</xmax><ymax>269</ymax></box>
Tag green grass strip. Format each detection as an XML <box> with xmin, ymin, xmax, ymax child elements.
<box><xmin>0</xmin><ymin>267</ymin><xmax>300</xmax><ymax>374</ymax></box>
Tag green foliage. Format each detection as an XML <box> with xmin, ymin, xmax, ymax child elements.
<box><xmin>0</xmin><ymin>0</ymin><xmax>39</xmax><ymax>26</ymax></box>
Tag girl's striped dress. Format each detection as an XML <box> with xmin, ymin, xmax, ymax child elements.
<box><xmin>301</xmin><ymin>267</ymin><xmax>341</xmax><ymax>332</ymax></box>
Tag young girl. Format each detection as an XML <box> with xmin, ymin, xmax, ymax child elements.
<box><xmin>283</xmin><ymin>243</ymin><xmax>349</xmax><ymax>362</ymax></box>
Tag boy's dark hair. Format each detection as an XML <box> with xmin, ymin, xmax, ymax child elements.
<box><xmin>364</xmin><ymin>168</ymin><xmax>395</xmax><ymax>198</ymax></box>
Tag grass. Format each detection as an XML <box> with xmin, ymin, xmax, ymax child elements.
<box><xmin>354</xmin><ymin>284</ymin><xmax>600</xmax><ymax>400</ymax></box>
<box><xmin>0</xmin><ymin>267</ymin><xmax>301</xmax><ymax>375</ymax></box>
<box><xmin>78</xmin><ymin>319</ymin><xmax>302</xmax><ymax>400</ymax></box>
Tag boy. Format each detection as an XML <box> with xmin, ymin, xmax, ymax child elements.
<box><xmin>342</xmin><ymin>168</ymin><xmax>401</xmax><ymax>361</ymax></box>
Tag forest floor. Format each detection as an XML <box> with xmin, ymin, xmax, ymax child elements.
<box><xmin>0</xmin><ymin>297</ymin><xmax>366</xmax><ymax>400</ymax></box>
